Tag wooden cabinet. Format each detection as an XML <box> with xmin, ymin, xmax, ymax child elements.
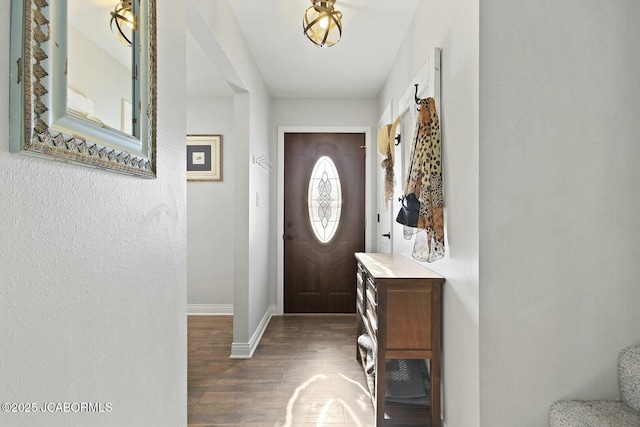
<box><xmin>355</xmin><ymin>253</ymin><xmax>445</xmax><ymax>427</ymax></box>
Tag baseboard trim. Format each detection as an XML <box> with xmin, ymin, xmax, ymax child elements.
<box><xmin>230</xmin><ymin>305</ymin><xmax>276</xmax><ymax>359</ymax></box>
<box><xmin>187</xmin><ymin>304</ymin><xmax>234</xmax><ymax>315</ymax></box>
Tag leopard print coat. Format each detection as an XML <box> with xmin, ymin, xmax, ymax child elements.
<box><xmin>403</xmin><ymin>97</ymin><xmax>444</xmax><ymax>262</ymax></box>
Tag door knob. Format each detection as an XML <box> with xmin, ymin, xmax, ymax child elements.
<box><xmin>382</xmin><ymin>233</ymin><xmax>391</xmax><ymax>239</ymax></box>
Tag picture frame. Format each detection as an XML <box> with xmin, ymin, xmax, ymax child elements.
<box><xmin>187</xmin><ymin>135</ymin><xmax>222</xmax><ymax>181</ymax></box>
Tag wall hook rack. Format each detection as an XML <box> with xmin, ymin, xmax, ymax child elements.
<box><xmin>253</xmin><ymin>154</ymin><xmax>273</xmax><ymax>174</ymax></box>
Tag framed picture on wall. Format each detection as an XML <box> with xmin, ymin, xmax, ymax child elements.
<box><xmin>186</xmin><ymin>135</ymin><xmax>222</xmax><ymax>181</ymax></box>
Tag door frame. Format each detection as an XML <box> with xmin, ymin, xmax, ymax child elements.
<box><xmin>277</xmin><ymin>126</ymin><xmax>374</xmax><ymax>315</ymax></box>
<box><xmin>376</xmin><ymin>102</ymin><xmax>394</xmax><ymax>255</ymax></box>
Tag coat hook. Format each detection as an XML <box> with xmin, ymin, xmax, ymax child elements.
<box><xmin>414</xmin><ymin>84</ymin><xmax>420</xmax><ymax>104</ymax></box>
<box><xmin>394</xmin><ymin>134</ymin><xmax>401</xmax><ymax>146</ymax></box>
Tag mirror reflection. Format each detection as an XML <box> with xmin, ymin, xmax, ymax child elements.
<box><xmin>67</xmin><ymin>0</ymin><xmax>138</xmax><ymax>137</ymax></box>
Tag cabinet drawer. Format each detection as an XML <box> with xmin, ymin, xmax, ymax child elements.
<box><xmin>361</xmin><ymin>310</ymin><xmax>377</xmax><ymax>345</ymax></box>
<box><xmin>356</xmin><ymin>287</ymin><xmax>364</xmax><ymax>314</ymax></box>
<box><xmin>366</xmin><ymin>306</ymin><xmax>377</xmax><ymax>334</ymax></box>
<box><xmin>366</xmin><ymin>277</ymin><xmax>377</xmax><ymax>292</ymax></box>
<box><xmin>366</xmin><ymin>287</ymin><xmax>377</xmax><ymax>308</ymax></box>
<box><xmin>387</xmin><ymin>288</ymin><xmax>433</xmax><ymax>351</ymax></box>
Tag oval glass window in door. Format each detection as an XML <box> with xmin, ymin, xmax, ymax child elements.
<box><xmin>308</xmin><ymin>156</ymin><xmax>342</xmax><ymax>243</ymax></box>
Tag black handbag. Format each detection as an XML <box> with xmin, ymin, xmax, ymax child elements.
<box><xmin>395</xmin><ymin>193</ymin><xmax>420</xmax><ymax>227</ymax></box>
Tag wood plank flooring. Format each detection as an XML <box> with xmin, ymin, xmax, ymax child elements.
<box><xmin>188</xmin><ymin>315</ymin><xmax>375</xmax><ymax>427</ymax></box>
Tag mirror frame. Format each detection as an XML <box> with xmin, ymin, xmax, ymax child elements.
<box><xmin>9</xmin><ymin>0</ymin><xmax>157</xmax><ymax>178</ymax></box>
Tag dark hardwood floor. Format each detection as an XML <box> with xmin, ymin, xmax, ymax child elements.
<box><xmin>188</xmin><ymin>315</ymin><xmax>375</xmax><ymax>427</ymax></box>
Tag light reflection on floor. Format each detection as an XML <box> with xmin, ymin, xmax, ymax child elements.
<box><xmin>280</xmin><ymin>372</ymin><xmax>372</xmax><ymax>427</ymax></box>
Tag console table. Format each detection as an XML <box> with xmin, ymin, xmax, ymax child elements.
<box><xmin>355</xmin><ymin>253</ymin><xmax>445</xmax><ymax>426</ymax></box>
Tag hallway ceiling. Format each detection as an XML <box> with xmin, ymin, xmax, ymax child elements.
<box><xmin>187</xmin><ymin>29</ymin><xmax>233</xmax><ymax>98</ymax></box>
<box><xmin>187</xmin><ymin>0</ymin><xmax>423</xmax><ymax>99</ymax></box>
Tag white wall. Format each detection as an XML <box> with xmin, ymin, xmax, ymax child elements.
<box><xmin>187</xmin><ymin>96</ymin><xmax>234</xmax><ymax>310</ymax></box>
<box><xmin>480</xmin><ymin>1</ymin><xmax>640</xmax><ymax>426</ymax></box>
<box><xmin>272</xmin><ymin>98</ymin><xmax>378</xmax><ymax>128</ymax></box>
<box><xmin>378</xmin><ymin>1</ymin><xmax>479</xmax><ymax>426</ymax></box>
<box><xmin>189</xmin><ymin>0</ymin><xmax>273</xmax><ymax>356</ymax></box>
<box><xmin>248</xmin><ymin>86</ymin><xmax>273</xmax><ymax>337</ymax></box>
<box><xmin>0</xmin><ymin>2</ymin><xmax>187</xmax><ymax>427</ymax></box>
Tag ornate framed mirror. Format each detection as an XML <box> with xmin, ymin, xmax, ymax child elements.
<box><xmin>9</xmin><ymin>0</ymin><xmax>157</xmax><ymax>178</ymax></box>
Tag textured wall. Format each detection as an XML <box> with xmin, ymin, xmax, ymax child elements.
<box><xmin>0</xmin><ymin>2</ymin><xmax>187</xmax><ymax>426</ymax></box>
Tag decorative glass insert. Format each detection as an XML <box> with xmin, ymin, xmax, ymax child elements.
<box><xmin>308</xmin><ymin>156</ymin><xmax>342</xmax><ymax>243</ymax></box>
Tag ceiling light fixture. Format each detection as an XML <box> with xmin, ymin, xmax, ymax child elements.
<box><xmin>110</xmin><ymin>0</ymin><xmax>136</xmax><ymax>46</ymax></box>
<box><xmin>303</xmin><ymin>0</ymin><xmax>342</xmax><ymax>48</ymax></box>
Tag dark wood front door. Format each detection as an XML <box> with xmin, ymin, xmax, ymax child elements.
<box><xmin>284</xmin><ymin>133</ymin><xmax>366</xmax><ymax>313</ymax></box>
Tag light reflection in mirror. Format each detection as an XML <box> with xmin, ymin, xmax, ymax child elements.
<box><xmin>67</xmin><ymin>0</ymin><xmax>137</xmax><ymax>136</ymax></box>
